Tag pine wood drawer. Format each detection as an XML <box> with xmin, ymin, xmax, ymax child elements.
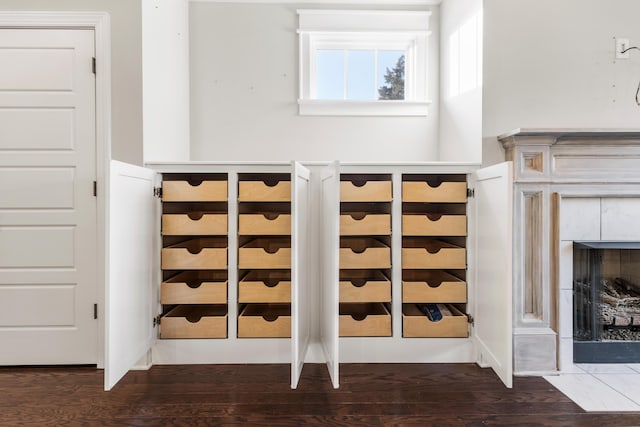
<box><xmin>237</xmin><ymin>304</ymin><xmax>291</xmax><ymax>338</ymax></box>
<box><xmin>402</xmin><ymin>214</ymin><xmax>466</xmax><ymax>236</ymax></box>
<box><xmin>160</xmin><ymin>305</ymin><xmax>227</xmax><ymax>339</ymax></box>
<box><xmin>162</xmin><ymin>238</ymin><xmax>227</xmax><ymax>270</ymax></box>
<box><xmin>340</xmin><ymin>213</ymin><xmax>390</xmax><ymax>236</ymax></box>
<box><xmin>339</xmin><ymin>303</ymin><xmax>391</xmax><ymax>337</ymax></box>
<box><xmin>239</xmin><ymin>270</ymin><xmax>291</xmax><ymax>303</ymax></box>
<box><xmin>161</xmin><ymin>271</ymin><xmax>227</xmax><ymax>304</ymax></box>
<box><xmin>238</xmin><ymin>213</ymin><xmax>291</xmax><ymax>236</ymax></box>
<box><xmin>238</xmin><ymin>238</ymin><xmax>291</xmax><ymax>269</ymax></box>
<box><xmin>402</xmin><ymin>271</ymin><xmax>466</xmax><ymax>303</ymax></box>
<box><xmin>402</xmin><ymin>181</ymin><xmax>467</xmax><ymax>203</ymax></box>
<box><xmin>340</xmin><ymin>180</ymin><xmax>392</xmax><ymax>202</ymax></box>
<box><xmin>340</xmin><ymin>270</ymin><xmax>390</xmax><ymax>303</ymax></box>
<box><xmin>238</xmin><ymin>180</ymin><xmax>291</xmax><ymax>202</ymax></box>
<box><xmin>162</xmin><ymin>180</ymin><xmax>227</xmax><ymax>202</ymax></box>
<box><xmin>402</xmin><ymin>239</ymin><xmax>466</xmax><ymax>269</ymax></box>
<box><xmin>340</xmin><ymin>237</ymin><xmax>391</xmax><ymax>269</ymax></box>
<box><xmin>402</xmin><ymin>303</ymin><xmax>468</xmax><ymax>338</ymax></box>
<box><xmin>162</xmin><ymin>213</ymin><xmax>227</xmax><ymax>236</ymax></box>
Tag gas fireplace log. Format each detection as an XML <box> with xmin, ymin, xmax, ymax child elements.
<box><xmin>614</xmin><ymin>277</ymin><xmax>640</xmax><ymax>297</ymax></box>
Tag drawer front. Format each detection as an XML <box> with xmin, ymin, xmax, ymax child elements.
<box><xmin>161</xmin><ymin>248</ymin><xmax>227</xmax><ymax>270</ymax></box>
<box><xmin>402</xmin><ymin>181</ymin><xmax>467</xmax><ymax>203</ymax></box>
<box><xmin>163</xmin><ymin>180</ymin><xmax>227</xmax><ymax>202</ymax></box>
<box><xmin>238</xmin><ymin>181</ymin><xmax>291</xmax><ymax>202</ymax></box>
<box><xmin>402</xmin><ymin>304</ymin><xmax>468</xmax><ymax>338</ymax></box>
<box><xmin>162</xmin><ymin>214</ymin><xmax>227</xmax><ymax>236</ymax></box>
<box><xmin>239</xmin><ymin>280</ymin><xmax>291</xmax><ymax>303</ymax></box>
<box><xmin>339</xmin><ymin>247</ymin><xmax>391</xmax><ymax>269</ymax></box>
<box><xmin>402</xmin><ymin>281</ymin><xmax>467</xmax><ymax>303</ymax></box>
<box><xmin>237</xmin><ymin>314</ymin><xmax>291</xmax><ymax>338</ymax></box>
<box><xmin>340</xmin><ymin>181</ymin><xmax>392</xmax><ymax>202</ymax></box>
<box><xmin>160</xmin><ymin>306</ymin><xmax>227</xmax><ymax>339</ymax></box>
<box><xmin>238</xmin><ymin>248</ymin><xmax>291</xmax><ymax>269</ymax></box>
<box><xmin>339</xmin><ymin>280</ymin><xmax>391</xmax><ymax>303</ymax></box>
<box><xmin>238</xmin><ymin>214</ymin><xmax>291</xmax><ymax>236</ymax></box>
<box><xmin>161</xmin><ymin>282</ymin><xmax>227</xmax><ymax>304</ymax></box>
<box><xmin>402</xmin><ymin>214</ymin><xmax>466</xmax><ymax>236</ymax></box>
<box><xmin>340</xmin><ymin>214</ymin><xmax>390</xmax><ymax>236</ymax></box>
<box><xmin>401</xmin><ymin>247</ymin><xmax>466</xmax><ymax>269</ymax></box>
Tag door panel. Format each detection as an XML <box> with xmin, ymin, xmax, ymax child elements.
<box><xmin>320</xmin><ymin>161</ymin><xmax>340</xmax><ymax>388</ymax></box>
<box><xmin>291</xmin><ymin>162</ymin><xmax>311</xmax><ymax>389</ymax></box>
<box><xmin>471</xmin><ymin>162</ymin><xmax>513</xmax><ymax>388</ymax></box>
<box><xmin>105</xmin><ymin>160</ymin><xmax>157</xmax><ymax>391</ymax></box>
<box><xmin>0</xmin><ymin>28</ymin><xmax>97</xmax><ymax>365</ymax></box>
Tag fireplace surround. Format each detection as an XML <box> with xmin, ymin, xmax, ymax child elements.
<box><xmin>499</xmin><ymin>129</ymin><xmax>640</xmax><ymax>374</ymax></box>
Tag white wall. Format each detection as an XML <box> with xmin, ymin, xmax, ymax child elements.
<box><xmin>0</xmin><ymin>0</ymin><xmax>143</xmax><ymax>165</ymax></box>
<box><xmin>439</xmin><ymin>0</ymin><xmax>482</xmax><ymax>164</ymax></box>
<box><xmin>189</xmin><ymin>3</ymin><xmax>440</xmax><ymax>162</ymax></box>
<box><xmin>142</xmin><ymin>0</ymin><xmax>190</xmax><ymax>162</ymax></box>
<box><xmin>483</xmin><ymin>0</ymin><xmax>640</xmax><ymax>166</ymax></box>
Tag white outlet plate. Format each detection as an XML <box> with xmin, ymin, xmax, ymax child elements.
<box><xmin>616</xmin><ymin>38</ymin><xmax>630</xmax><ymax>59</ymax></box>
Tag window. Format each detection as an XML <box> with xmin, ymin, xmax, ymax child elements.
<box><xmin>298</xmin><ymin>10</ymin><xmax>432</xmax><ymax>116</ymax></box>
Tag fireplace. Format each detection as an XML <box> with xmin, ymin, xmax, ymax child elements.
<box><xmin>573</xmin><ymin>241</ymin><xmax>640</xmax><ymax>363</ymax></box>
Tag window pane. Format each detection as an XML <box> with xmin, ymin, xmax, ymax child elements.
<box><xmin>317</xmin><ymin>50</ymin><xmax>345</xmax><ymax>100</ymax></box>
<box><xmin>347</xmin><ymin>50</ymin><xmax>376</xmax><ymax>100</ymax></box>
<box><xmin>377</xmin><ymin>50</ymin><xmax>405</xmax><ymax>100</ymax></box>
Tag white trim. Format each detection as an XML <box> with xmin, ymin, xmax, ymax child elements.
<box><xmin>298</xmin><ymin>99</ymin><xmax>430</xmax><ymax>116</ymax></box>
<box><xmin>193</xmin><ymin>0</ymin><xmax>440</xmax><ymax>5</ymax></box>
<box><xmin>0</xmin><ymin>11</ymin><xmax>111</xmax><ymax>369</ymax></box>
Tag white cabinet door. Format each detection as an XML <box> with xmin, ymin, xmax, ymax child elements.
<box><xmin>291</xmin><ymin>161</ymin><xmax>311</xmax><ymax>389</ymax></box>
<box><xmin>104</xmin><ymin>160</ymin><xmax>158</xmax><ymax>390</ymax></box>
<box><xmin>320</xmin><ymin>161</ymin><xmax>340</xmax><ymax>388</ymax></box>
<box><xmin>470</xmin><ymin>162</ymin><xmax>513</xmax><ymax>388</ymax></box>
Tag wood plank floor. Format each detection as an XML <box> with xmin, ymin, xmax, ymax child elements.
<box><xmin>1</xmin><ymin>363</ymin><xmax>639</xmax><ymax>426</ymax></box>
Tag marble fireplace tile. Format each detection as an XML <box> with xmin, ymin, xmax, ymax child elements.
<box><xmin>559</xmin><ymin>289</ymin><xmax>573</xmax><ymax>339</ymax></box>
<box><xmin>560</xmin><ymin>198</ymin><xmax>601</xmax><ymax>241</ymax></box>
<box><xmin>626</xmin><ymin>364</ymin><xmax>640</xmax><ymax>374</ymax></box>
<box><xmin>544</xmin><ymin>373</ymin><xmax>640</xmax><ymax>412</ymax></box>
<box><xmin>594</xmin><ymin>373</ymin><xmax>640</xmax><ymax>406</ymax></box>
<box><xmin>575</xmin><ymin>364</ymin><xmax>637</xmax><ymax>374</ymax></box>
<box><xmin>559</xmin><ymin>241</ymin><xmax>574</xmax><ymax>290</ymax></box>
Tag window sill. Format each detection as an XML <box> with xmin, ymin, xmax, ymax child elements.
<box><xmin>298</xmin><ymin>99</ymin><xmax>431</xmax><ymax>117</ymax></box>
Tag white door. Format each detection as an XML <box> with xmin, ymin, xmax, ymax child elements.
<box><xmin>0</xmin><ymin>29</ymin><xmax>98</xmax><ymax>364</ymax></box>
<box><xmin>291</xmin><ymin>161</ymin><xmax>311</xmax><ymax>389</ymax></box>
<box><xmin>320</xmin><ymin>161</ymin><xmax>340</xmax><ymax>388</ymax></box>
<box><xmin>105</xmin><ymin>160</ymin><xmax>158</xmax><ymax>390</ymax></box>
<box><xmin>470</xmin><ymin>162</ymin><xmax>513</xmax><ymax>388</ymax></box>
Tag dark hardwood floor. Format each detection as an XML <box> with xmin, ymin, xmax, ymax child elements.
<box><xmin>1</xmin><ymin>363</ymin><xmax>639</xmax><ymax>426</ymax></box>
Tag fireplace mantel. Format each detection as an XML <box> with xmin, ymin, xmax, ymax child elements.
<box><xmin>497</xmin><ymin>129</ymin><xmax>640</xmax><ymax>375</ymax></box>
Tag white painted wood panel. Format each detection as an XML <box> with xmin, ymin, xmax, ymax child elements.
<box><xmin>0</xmin><ymin>48</ymin><xmax>73</xmax><ymax>90</ymax></box>
<box><xmin>0</xmin><ymin>167</ymin><xmax>74</xmax><ymax>208</ymax></box>
<box><xmin>0</xmin><ymin>108</ymin><xmax>74</xmax><ymax>150</ymax></box>
<box><xmin>560</xmin><ymin>198</ymin><xmax>600</xmax><ymax>241</ymax></box>
<box><xmin>0</xmin><ymin>285</ymin><xmax>75</xmax><ymax>326</ymax></box>
<box><xmin>601</xmin><ymin>198</ymin><xmax>640</xmax><ymax>241</ymax></box>
<box><xmin>0</xmin><ymin>226</ymin><xmax>74</xmax><ymax>268</ymax></box>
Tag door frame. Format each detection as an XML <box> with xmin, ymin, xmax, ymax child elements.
<box><xmin>0</xmin><ymin>12</ymin><xmax>111</xmax><ymax>367</ymax></box>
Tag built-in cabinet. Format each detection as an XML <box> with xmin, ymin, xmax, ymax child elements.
<box><xmin>104</xmin><ymin>160</ymin><xmax>513</xmax><ymax>391</ymax></box>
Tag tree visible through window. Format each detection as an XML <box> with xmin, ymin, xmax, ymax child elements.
<box><xmin>378</xmin><ymin>55</ymin><xmax>405</xmax><ymax>100</ymax></box>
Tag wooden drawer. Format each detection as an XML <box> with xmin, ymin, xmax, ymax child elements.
<box><xmin>238</xmin><ymin>180</ymin><xmax>291</xmax><ymax>202</ymax></box>
<box><xmin>402</xmin><ymin>181</ymin><xmax>467</xmax><ymax>203</ymax></box>
<box><xmin>239</xmin><ymin>270</ymin><xmax>291</xmax><ymax>303</ymax></box>
<box><xmin>162</xmin><ymin>213</ymin><xmax>227</xmax><ymax>236</ymax></box>
<box><xmin>163</xmin><ymin>180</ymin><xmax>227</xmax><ymax>202</ymax></box>
<box><xmin>402</xmin><ymin>214</ymin><xmax>466</xmax><ymax>236</ymax></box>
<box><xmin>162</xmin><ymin>238</ymin><xmax>227</xmax><ymax>270</ymax></box>
<box><xmin>340</xmin><ymin>237</ymin><xmax>391</xmax><ymax>269</ymax></box>
<box><xmin>339</xmin><ymin>303</ymin><xmax>391</xmax><ymax>337</ymax></box>
<box><xmin>402</xmin><ymin>239</ymin><xmax>466</xmax><ymax>269</ymax></box>
<box><xmin>160</xmin><ymin>305</ymin><xmax>227</xmax><ymax>339</ymax></box>
<box><xmin>402</xmin><ymin>303</ymin><xmax>468</xmax><ymax>338</ymax></box>
<box><xmin>161</xmin><ymin>271</ymin><xmax>227</xmax><ymax>304</ymax></box>
<box><xmin>340</xmin><ymin>180</ymin><xmax>392</xmax><ymax>202</ymax></box>
<box><xmin>340</xmin><ymin>270</ymin><xmax>391</xmax><ymax>303</ymax></box>
<box><xmin>402</xmin><ymin>271</ymin><xmax>466</xmax><ymax>303</ymax></box>
<box><xmin>238</xmin><ymin>213</ymin><xmax>291</xmax><ymax>236</ymax></box>
<box><xmin>237</xmin><ymin>304</ymin><xmax>291</xmax><ymax>338</ymax></box>
<box><xmin>238</xmin><ymin>238</ymin><xmax>291</xmax><ymax>269</ymax></box>
<box><xmin>340</xmin><ymin>213</ymin><xmax>390</xmax><ymax>236</ymax></box>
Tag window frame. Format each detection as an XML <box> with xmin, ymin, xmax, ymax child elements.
<box><xmin>297</xmin><ymin>9</ymin><xmax>432</xmax><ymax>116</ymax></box>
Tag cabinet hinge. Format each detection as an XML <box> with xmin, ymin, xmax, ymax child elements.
<box><xmin>93</xmin><ymin>180</ymin><xmax>97</xmax><ymax>197</ymax></box>
<box><xmin>153</xmin><ymin>315</ymin><xmax>161</xmax><ymax>327</ymax></box>
<box><xmin>467</xmin><ymin>314</ymin><xmax>474</xmax><ymax>325</ymax></box>
<box><xmin>93</xmin><ymin>303</ymin><xmax>98</xmax><ymax>320</ymax></box>
<box><xmin>153</xmin><ymin>187</ymin><xmax>163</xmax><ymax>198</ymax></box>
<box><xmin>467</xmin><ymin>188</ymin><xmax>475</xmax><ymax>198</ymax></box>
<box><xmin>92</xmin><ymin>57</ymin><xmax>96</xmax><ymax>74</ymax></box>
